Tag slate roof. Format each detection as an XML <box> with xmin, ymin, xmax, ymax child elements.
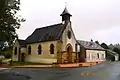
<box><xmin>106</xmin><ymin>49</ymin><xmax>119</xmax><ymax>56</ymax></box>
<box><xmin>26</xmin><ymin>23</ymin><xmax>67</xmax><ymax>43</ymax></box>
<box><xmin>77</xmin><ymin>40</ymin><xmax>105</xmax><ymax>50</ymax></box>
<box><xmin>18</xmin><ymin>39</ymin><xmax>27</xmax><ymax>47</ymax></box>
<box><xmin>60</xmin><ymin>7</ymin><xmax>72</xmax><ymax>16</ymax></box>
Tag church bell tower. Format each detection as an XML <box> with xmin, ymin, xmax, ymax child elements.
<box><xmin>60</xmin><ymin>7</ymin><xmax>72</xmax><ymax>24</ymax></box>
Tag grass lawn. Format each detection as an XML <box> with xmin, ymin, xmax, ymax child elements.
<box><xmin>10</xmin><ymin>61</ymin><xmax>53</xmax><ymax>66</ymax></box>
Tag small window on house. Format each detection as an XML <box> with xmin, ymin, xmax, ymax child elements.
<box><xmin>28</xmin><ymin>46</ymin><xmax>31</xmax><ymax>55</ymax></box>
<box><xmin>92</xmin><ymin>54</ymin><xmax>95</xmax><ymax>59</ymax></box>
<box><xmin>102</xmin><ymin>54</ymin><xmax>104</xmax><ymax>59</ymax></box>
<box><xmin>97</xmin><ymin>53</ymin><xmax>99</xmax><ymax>59</ymax></box>
<box><xmin>67</xmin><ymin>30</ymin><xmax>71</xmax><ymax>39</ymax></box>
<box><xmin>14</xmin><ymin>47</ymin><xmax>17</xmax><ymax>55</ymax></box>
<box><xmin>50</xmin><ymin>44</ymin><xmax>54</xmax><ymax>54</ymax></box>
<box><xmin>88</xmin><ymin>54</ymin><xmax>90</xmax><ymax>59</ymax></box>
<box><xmin>38</xmin><ymin>45</ymin><xmax>42</xmax><ymax>55</ymax></box>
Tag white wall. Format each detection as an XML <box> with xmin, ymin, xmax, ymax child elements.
<box><xmin>86</xmin><ymin>50</ymin><xmax>106</xmax><ymax>62</ymax></box>
<box><xmin>115</xmin><ymin>55</ymin><xmax>119</xmax><ymax>61</ymax></box>
<box><xmin>61</xmin><ymin>22</ymin><xmax>77</xmax><ymax>52</ymax></box>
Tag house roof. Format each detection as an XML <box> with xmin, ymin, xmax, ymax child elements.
<box><xmin>106</xmin><ymin>49</ymin><xmax>119</xmax><ymax>56</ymax></box>
<box><xmin>77</xmin><ymin>40</ymin><xmax>105</xmax><ymax>50</ymax></box>
<box><xmin>26</xmin><ymin>23</ymin><xmax>67</xmax><ymax>43</ymax></box>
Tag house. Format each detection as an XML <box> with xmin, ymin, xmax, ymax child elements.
<box><xmin>12</xmin><ymin>7</ymin><xmax>78</xmax><ymax>64</ymax></box>
<box><xmin>0</xmin><ymin>41</ymin><xmax>8</xmax><ymax>49</ymax></box>
<box><xmin>77</xmin><ymin>40</ymin><xmax>106</xmax><ymax>63</ymax></box>
<box><xmin>0</xmin><ymin>41</ymin><xmax>7</xmax><ymax>60</ymax></box>
<box><xmin>106</xmin><ymin>49</ymin><xmax>119</xmax><ymax>61</ymax></box>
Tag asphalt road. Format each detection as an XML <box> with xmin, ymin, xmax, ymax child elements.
<box><xmin>0</xmin><ymin>62</ymin><xmax>120</xmax><ymax>80</ymax></box>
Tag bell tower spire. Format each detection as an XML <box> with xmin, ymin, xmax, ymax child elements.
<box><xmin>60</xmin><ymin>5</ymin><xmax>72</xmax><ymax>24</ymax></box>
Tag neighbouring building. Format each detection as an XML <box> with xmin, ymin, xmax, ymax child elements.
<box><xmin>77</xmin><ymin>40</ymin><xmax>106</xmax><ymax>63</ymax></box>
<box><xmin>0</xmin><ymin>41</ymin><xmax>8</xmax><ymax>49</ymax></box>
<box><xmin>106</xmin><ymin>49</ymin><xmax>119</xmax><ymax>61</ymax></box>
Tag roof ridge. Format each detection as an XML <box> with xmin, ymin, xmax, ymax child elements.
<box><xmin>77</xmin><ymin>40</ymin><xmax>92</xmax><ymax>42</ymax></box>
<box><xmin>18</xmin><ymin>39</ymin><xmax>25</xmax><ymax>41</ymax></box>
<box><xmin>36</xmin><ymin>23</ymin><xmax>63</xmax><ymax>30</ymax></box>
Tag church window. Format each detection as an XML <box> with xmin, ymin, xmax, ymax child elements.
<box><xmin>67</xmin><ymin>30</ymin><xmax>71</xmax><ymax>39</ymax></box>
<box><xmin>38</xmin><ymin>45</ymin><xmax>42</xmax><ymax>55</ymax></box>
<box><xmin>75</xmin><ymin>44</ymin><xmax>77</xmax><ymax>52</ymax></box>
<box><xmin>14</xmin><ymin>47</ymin><xmax>17</xmax><ymax>55</ymax></box>
<box><xmin>50</xmin><ymin>44</ymin><xmax>54</xmax><ymax>54</ymax></box>
<box><xmin>28</xmin><ymin>46</ymin><xmax>31</xmax><ymax>55</ymax></box>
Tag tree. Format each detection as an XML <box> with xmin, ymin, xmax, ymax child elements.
<box><xmin>0</xmin><ymin>0</ymin><xmax>25</xmax><ymax>58</ymax></box>
<box><xmin>0</xmin><ymin>1</ymin><xmax>5</xmax><ymax>12</ymax></box>
<box><xmin>108</xmin><ymin>44</ymin><xmax>114</xmax><ymax>50</ymax></box>
<box><xmin>0</xmin><ymin>0</ymin><xmax>25</xmax><ymax>47</ymax></box>
<box><xmin>113</xmin><ymin>47</ymin><xmax>120</xmax><ymax>54</ymax></box>
<box><xmin>101</xmin><ymin>43</ymin><xmax>109</xmax><ymax>49</ymax></box>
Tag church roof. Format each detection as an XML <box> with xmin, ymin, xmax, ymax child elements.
<box><xmin>60</xmin><ymin>7</ymin><xmax>72</xmax><ymax>16</ymax></box>
<box><xmin>26</xmin><ymin>23</ymin><xmax>67</xmax><ymax>43</ymax></box>
<box><xmin>18</xmin><ymin>39</ymin><xmax>27</xmax><ymax>47</ymax></box>
<box><xmin>77</xmin><ymin>40</ymin><xmax>105</xmax><ymax>50</ymax></box>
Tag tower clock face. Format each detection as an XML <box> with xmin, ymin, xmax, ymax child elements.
<box><xmin>67</xmin><ymin>30</ymin><xmax>71</xmax><ymax>39</ymax></box>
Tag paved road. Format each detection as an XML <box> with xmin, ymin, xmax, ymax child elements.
<box><xmin>0</xmin><ymin>62</ymin><xmax>120</xmax><ymax>80</ymax></box>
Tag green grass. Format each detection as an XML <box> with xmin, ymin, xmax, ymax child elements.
<box><xmin>10</xmin><ymin>61</ymin><xmax>53</xmax><ymax>66</ymax></box>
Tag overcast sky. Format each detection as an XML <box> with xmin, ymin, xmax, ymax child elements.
<box><xmin>17</xmin><ymin>0</ymin><xmax>120</xmax><ymax>44</ymax></box>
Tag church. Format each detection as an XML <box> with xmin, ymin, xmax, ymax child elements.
<box><xmin>12</xmin><ymin>7</ymin><xmax>106</xmax><ymax>64</ymax></box>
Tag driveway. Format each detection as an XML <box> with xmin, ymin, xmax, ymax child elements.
<box><xmin>0</xmin><ymin>62</ymin><xmax>120</xmax><ymax>80</ymax></box>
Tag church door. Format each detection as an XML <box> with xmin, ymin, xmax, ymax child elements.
<box><xmin>61</xmin><ymin>44</ymin><xmax>73</xmax><ymax>63</ymax></box>
<box><xmin>66</xmin><ymin>45</ymin><xmax>72</xmax><ymax>63</ymax></box>
<box><xmin>20</xmin><ymin>53</ymin><xmax>25</xmax><ymax>62</ymax></box>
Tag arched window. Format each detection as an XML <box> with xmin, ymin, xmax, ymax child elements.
<box><xmin>75</xmin><ymin>44</ymin><xmax>77</xmax><ymax>52</ymax></box>
<box><xmin>14</xmin><ymin>47</ymin><xmax>17</xmax><ymax>55</ymax></box>
<box><xmin>67</xmin><ymin>46</ymin><xmax>71</xmax><ymax>53</ymax></box>
<box><xmin>50</xmin><ymin>44</ymin><xmax>54</xmax><ymax>54</ymax></box>
<box><xmin>67</xmin><ymin>30</ymin><xmax>71</xmax><ymax>39</ymax></box>
<box><xmin>38</xmin><ymin>45</ymin><xmax>42</xmax><ymax>55</ymax></box>
<box><xmin>28</xmin><ymin>46</ymin><xmax>31</xmax><ymax>55</ymax></box>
